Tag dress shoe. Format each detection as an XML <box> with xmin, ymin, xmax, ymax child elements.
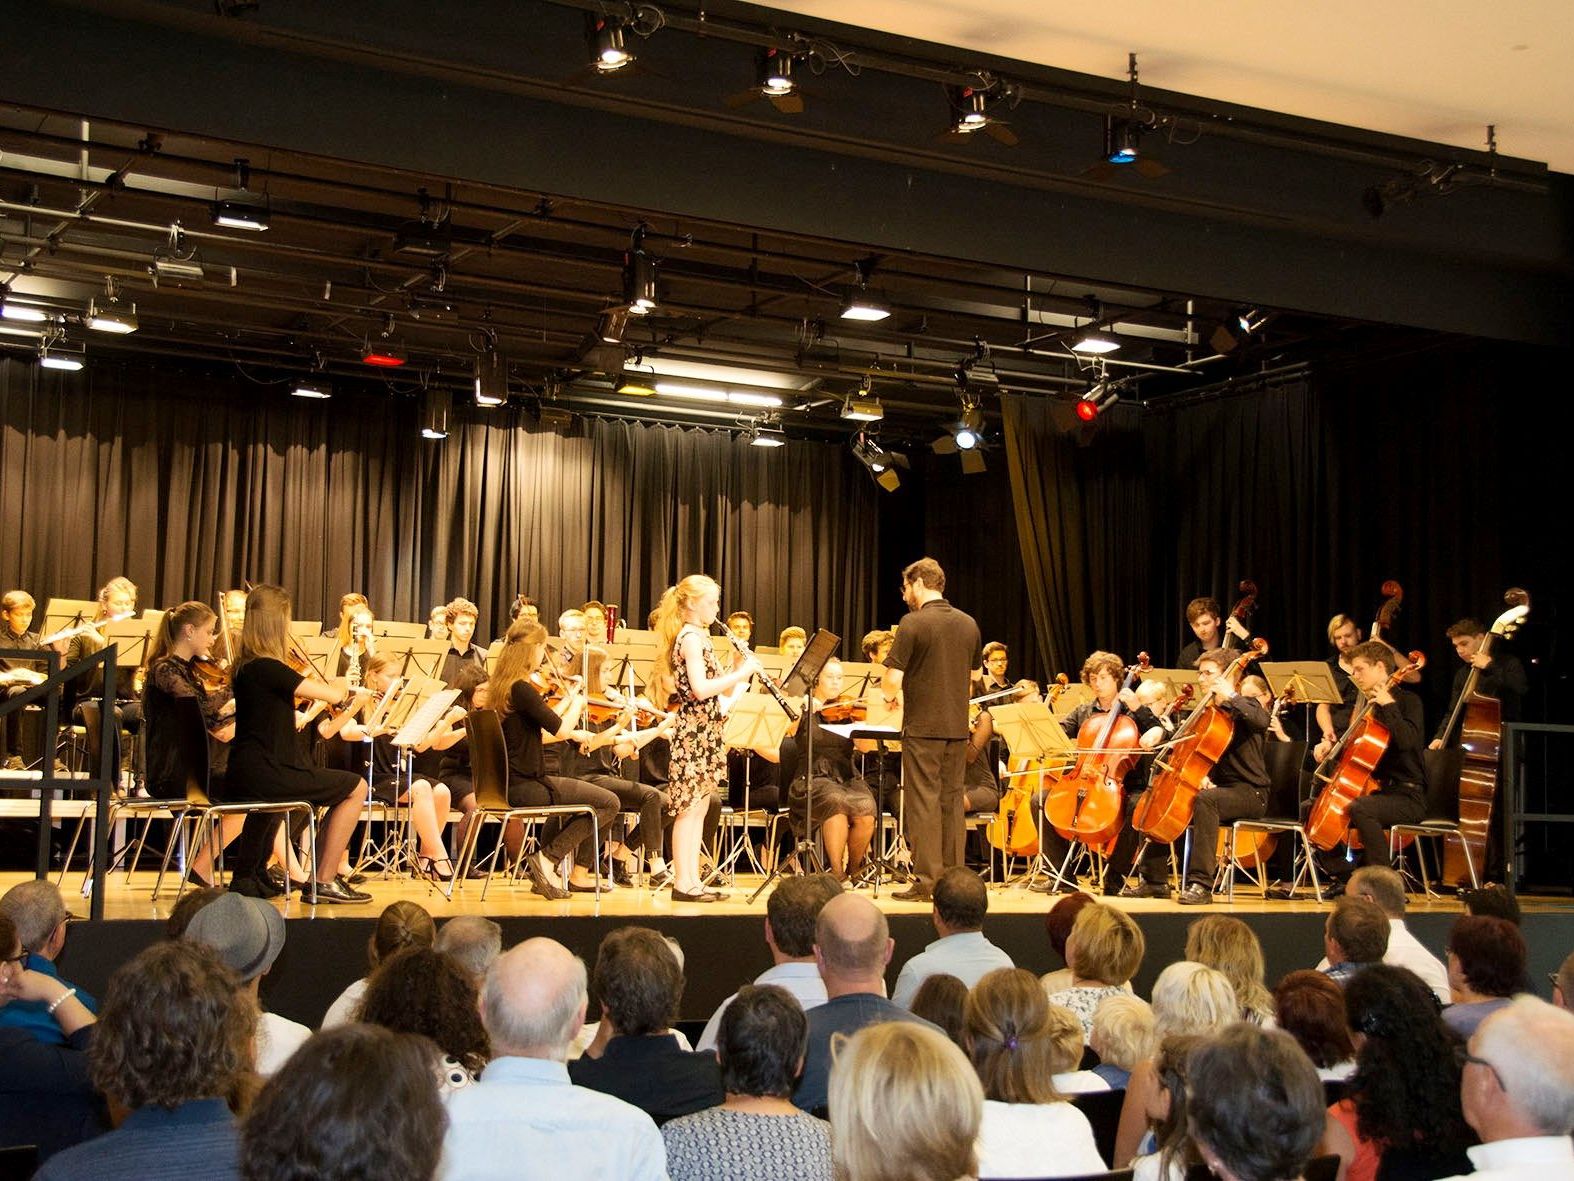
<box><xmin>1320</xmin><ymin>880</ymin><xmax>1346</xmax><ymax>900</ymax></box>
<box><xmin>344</xmin><ymin>871</ymin><xmax>368</xmax><ymax>886</ymax></box>
<box><xmin>229</xmin><ymin>873</ymin><xmax>282</xmax><ymax>900</ymax></box>
<box><xmin>304</xmin><ymin>878</ymin><xmax>371</xmax><ymax>904</ymax></box>
<box><xmin>526</xmin><ymin>857</ymin><xmax>570</xmax><ymax>901</ymax></box>
<box><xmin>606</xmin><ymin>859</ymin><xmax>636</xmax><ymax>888</ymax></box>
<box><xmin>1116</xmin><ymin>881</ymin><xmax>1172</xmax><ymax>900</ymax></box>
<box><xmin>1176</xmin><ymin>883</ymin><xmax>1214</xmax><ymax>906</ymax></box>
<box><xmin>264</xmin><ymin>865</ymin><xmax>287</xmax><ymax>891</ymax></box>
<box><xmin>891</xmin><ymin>885</ymin><xmax>932</xmax><ymax>902</ymax></box>
<box><xmin>671</xmin><ymin>888</ymin><xmax>719</xmax><ymax>903</ymax></box>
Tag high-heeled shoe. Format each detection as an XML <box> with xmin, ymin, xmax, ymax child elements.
<box><xmin>418</xmin><ymin>856</ymin><xmax>454</xmax><ymax>883</ymax></box>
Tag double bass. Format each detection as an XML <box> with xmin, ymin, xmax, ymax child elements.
<box><xmin>1306</xmin><ymin>649</ymin><xmax>1426</xmax><ymax>851</ymax></box>
<box><xmin>1438</xmin><ymin>590</ymin><xmax>1531</xmax><ymax>884</ymax></box>
<box><xmin>1044</xmin><ymin>655</ymin><xmax>1149</xmax><ymax>853</ymax></box>
<box><xmin>1132</xmin><ymin>638</ymin><xmax>1269</xmax><ymax>844</ymax></box>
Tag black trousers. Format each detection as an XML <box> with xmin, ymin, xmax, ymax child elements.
<box><xmin>1349</xmin><ymin>787</ymin><xmax>1426</xmax><ymax>867</ymax></box>
<box><xmin>583</xmin><ymin>773</ymin><xmax>667</xmax><ymax>855</ymax></box>
<box><xmin>904</xmin><ymin>735</ymin><xmax>967</xmax><ymax>891</ymax></box>
<box><xmin>1173</xmin><ymin>784</ymin><xmax>1269</xmax><ymax>886</ymax></box>
<box><xmin>510</xmin><ymin>774</ymin><xmax>620</xmax><ymax>863</ymax></box>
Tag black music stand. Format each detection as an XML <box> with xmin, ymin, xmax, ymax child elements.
<box><xmin>749</xmin><ymin>628</ymin><xmax>839</xmax><ymax>903</ymax></box>
<box><xmin>845</xmin><ymin>703</ymin><xmax>906</xmax><ymax>896</ymax></box>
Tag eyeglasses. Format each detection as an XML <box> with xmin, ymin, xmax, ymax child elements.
<box><xmin>1463</xmin><ymin>1054</ymin><xmax>1507</xmax><ymax>1092</ymax></box>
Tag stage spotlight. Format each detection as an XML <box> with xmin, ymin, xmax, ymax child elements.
<box><xmin>840</xmin><ymin>261</ymin><xmax>891</xmax><ymax>322</ymax></box>
<box><xmin>38</xmin><ymin>337</ymin><xmax>85</xmax><ymax>371</ymax></box>
<box><xmin>624</xmin><ymin>226</ymin><xmax>659</xmax><ymax>315</ymax></box>
<box><xmin>1075</xmin><ymin>382</ymin><xmax>1120</xmax><ymax>421</ymax></box>
<box><xmin>841</xmin><ymin>378</ymin><xmax>884</xmax><ymax>422</ymax></box>
<box><xmin>758</xmin><ymin>48</ymin><xmax>797</xmax><ymax>97</ymax></box>
<box><xmin>1071</xmin><ymin>329</ymin><xmax>1120</xmax><ymax>354</ymax></box>
<box><xmin>597</xmin><ymin>305</ymin><xmax>630</xmax><ymax>344</ymax></box>
<box><xmin>86</xmin><ymin>277</ymin><xmax>137</xmax><ymax>334</ymax></box>
<box><xmin>420</xmin><ymin>388</ymin><xmax>451</xmax><ymax>439</ymax></box>
<box><xmin>953</xmin><ymin>404</ymin><xmax>984</xmax><ymax>450</ymax></box>
<box><xmin>474</xmin><ymin>348</ymin><xmax>507</xmax><ymax>406</ymax></box>
<box><xmin>1103</xmin><ymin>116</ymin><xmax>1141</xmax><ymax>164</ymax></box>
<box><xmin>588</xmin><ymin>14</ymin><xmax>634</xmax><ymax>72</ymax></box>
<box><xmin>749</xmin><ymin>423</ymin><xmax>786</xmax><ymax>448</ymax></box>
<box><xmin>291</xmin><ymin>379</ymin><xmax>332</xmax><ymax>399</ymax></box>
<box><xmin>853</xmin><ymin>433</ymin><xmax>907</xmax><ymax>492</ymax></box>
<box><xmin>950</xmin><ymin>88</ymin><xmax>990</xmax><ymax>135</ymax></box>
<box><xmin>211</xmin><ymin>198</ymin><xmax>269</xmax><ymax>231</ymax></box>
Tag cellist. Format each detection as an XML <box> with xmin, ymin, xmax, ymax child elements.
<box><xmin>1029</xmin><ymin>651</ymin><xmax>1163</xmax><ymax>894</ymax></box>
<box><xmin>1316</xmin><ymin>641</ymin><xmax>1427</xmax><ymax>894</ymax></box>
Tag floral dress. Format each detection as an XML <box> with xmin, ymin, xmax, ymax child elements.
<box><xmin>667</xmin><ymin>623</ymin><xmax>726</xmax><ymax>814</ymax></box>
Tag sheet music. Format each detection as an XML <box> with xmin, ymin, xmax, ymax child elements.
<box><xmin>392</xmin><ymin>686</ymin><xmax>462</xmax><ymax>747</ymax></box>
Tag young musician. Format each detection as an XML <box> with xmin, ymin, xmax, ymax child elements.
<box><xmin>1314</xmin><ymin>614</ymin><xmax>1363</xmax><ymax>752</ymax></box>
<box><xmin>654</xmin><ymin>575</ymin><xmax>760</xmax><ymax>902</ymax></box>
<box><xmin>508</xmin><ymin>594</ymin><xmax>539</xmax><ymax>626</ymax></box>
<box><xmin>333</xmin><ymin>605</ymin><xmax>377</xmax><ymax>683</ymax></box>
<box><xmin>1</xmin><ymin>591</ymin><xmax>43</xmax><ymax>770</ymax></box>
<box><xmin>784</xmin><ymin>658</ymin><xmax>877</xmax><ymax>880</ymax></box>
<box><xmin>1430</xmin><ymin>619</ymin><xmax>1528</xmax><ymax>749</ymax></box>
<box><xmin>1176</xmin><ymin>596</ymin><xmax>1247</xmax><ymax>669</ymax></box>
<box><xmin>223</xmin><ymin>584</ymin><xmax>371</xmax><ymax>904</ymax></box>
<box><xmin>778</xmin><ymin>626</ymin><xmax>807</xmax><ymax>665</ymax></box>
<box><xmin>975</xmin><ymin>642</ymin><xmax>1011</xmax><ymax>695</ymax></box>
<box><xmin>485</xmin><ymin>619</ymin><xmax>618</xmax><ymax>901</ymax></box>
<box><xmin>325</xmin><ymin>592</ymin><xmax>370</xmax><ymax>641</ymax></box>
<box><xmin>1318</xmin><ymin>641</ymin><xmax>1427</xmax><ymax>890</ymax></box>
<box><xmin>61</xmin><ymin>576</ymin><xmax>137</xmax><ymax>697</ymax></box>
<box><xmin>1239</xmin><ymin>674</ymin><xmax>1292</xmax><ymax>743</ymax></box>
<box><xmin>725</xmin><ymin>611</ymin><xmax>754</xmax><ymax>645</ymax></box>
<box><xmin>581</xmin><ymin>601</ymin><xmax>609</xmax><ymax>643</ymax></box>
<box><xmin>551</xmin><ymin>609</ymin><xmax>589</xmax><ymax>680</ymax></box>
<box><xmin>426</xmin><ymin>603</ymin><xmax>449</xmax><ymax>641</ymax></box>
<box><xmin>438</xmin><ymin>598</ymin><xmax>487</xmax><ymax>687</ymax></box>
<box><xmin>217</xmin><ymin>589</ymin><xmax>247</xmax><ymax>667</ymax></box>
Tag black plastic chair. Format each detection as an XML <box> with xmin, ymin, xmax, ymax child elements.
<box><xmin>1072</xmin><ymin>1088</ymin><xmax>1126</xmax><ymax>1171</ymax></box>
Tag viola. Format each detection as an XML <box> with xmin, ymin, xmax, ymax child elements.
<box><xmin>1133</xmin><ymin>638</ymin><xmax>1269</xmax><ymax>845</ymax></box>
<box><xmin>1045</xmin><ymin>653</ymin><xmax>1150</xmax><ymax>850</ymax></box>
<box><xmin>1306</xmin><ymin>649</ymin><xmax>1425</xmax><ymax>851</ymax></box>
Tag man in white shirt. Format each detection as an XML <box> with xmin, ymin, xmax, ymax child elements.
<box><xmin>892</xmin><ymin>867</ymin><xmax>1013</xmax><ymax>1008</ymax></box>
<box><xmin>1438</xmin><ymin>995</ymin><xmax>1574</xmax><ymax>1181</ymax></box>
<box><xmin>1315</xmin><ymin>866</ymin><xmax>1451</xmax><ymax>1002</ymax></box>
<box><xmin>696</xmin><ymin>874</ymin><xmax>839</xmax><ymax>1052</ymax></box>
<box><xmin>442</xmin><ymin>938</ymin><xmax>668</xmax><ymax>1181</ymax></box>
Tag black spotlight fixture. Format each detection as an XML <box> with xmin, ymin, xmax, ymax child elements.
<box><xmin>1075</xmin><ymin>381</ymin><xmax>1120</xmax><ymax>422</ymax></box>
<box><xmin>1103</xmin><ymin>115</ymin><xmax>1141</xmax><ymax>164</ymax></box>
<box><xmin>587</xmin><ymin>13</ymin><xmax>634</xmax><ymax>73</ymax></box>
<box><xmin>623</xmin><ymin>225</ymin><xmax>658</xmax><ymax>315</ymax></box>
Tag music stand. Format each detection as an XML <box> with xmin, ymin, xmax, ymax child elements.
<box><xmin>40</xmin><ymin>599</ymin><xmax>98</xmax><ymax>643</ymax></box>
<box><xmin>382</xmin><ymin>639</ymin><xmax>451</xmax><ymax>680</ymax></box>
<box><xmin>716</xmin><ymin>692</ymin><xmax>793</xmax><ymax>881</ymax></box>
<box><xmin>1049</xmin><ymin>683</ymin><xmax>1095</xmax><ymax>717</ymax></box>
<box><xmin>1261</xmin><ymin>661</ymin><xmax>1341</xmax><ymax>755</ymax></box>
<box><xmin>990</xmin><ymin>701</ymin><xmax>1077</xmax><ymax>888</ymax></box>
<box><xmin>373</xmin><ymin>620</ymin><xmax>428</xmax><ymax>641</ymax></box>
<box><xmin>287</xmin><ymin>621</ymin><xmax>323</xmax><ymax>643</ymax></box>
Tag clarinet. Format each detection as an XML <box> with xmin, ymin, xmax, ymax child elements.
<box><xmin>717</xmin><ymin>627</ymin><xmax>799</xmax><ymax>722</ymax></box>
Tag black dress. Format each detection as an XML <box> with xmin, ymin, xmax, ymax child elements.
<box><xmin>141</xmin><ymin>655</ymin><xmax>231</xmax><ymax>799</ymax></box>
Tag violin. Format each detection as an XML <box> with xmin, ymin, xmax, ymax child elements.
<box><xmin>191</xmin><ymin>656</ymin><xmax>230</xmax><ymax>695</ymax></box>
<box><xmin>1045</xmin><ymin>653</ymin><xmax>1150</xmax><ymax>852</ymax></box>
<box><xmin>816</xmin><ymin>695</ymin><xmax>869</xmax><ymax>724</ymax></box>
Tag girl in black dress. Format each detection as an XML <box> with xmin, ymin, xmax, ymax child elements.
<box><xmin>224</xmin><ymin>584</ymin><xmax>371</xmax><ymax>904</ymax></box>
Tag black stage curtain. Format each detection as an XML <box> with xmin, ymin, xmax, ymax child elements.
<box><xmin>0</xmin><ymin>358</ymin><xmax>879</xmax><ymax>647</ymax></box>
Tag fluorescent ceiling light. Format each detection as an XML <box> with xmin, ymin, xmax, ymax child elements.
<box><xmin>1</xmin><ymin>301</ymin><xmax>49</xmax><ymax>323</ymax></box>
<box><xmin>637</xmin><ymin>356</ymin><xmax>814</xmax><ymax>391</ymax></box>
<box><xmin>728</xmin><ymin>390</ymin><xmax>783</xmax><ymax>408</ymax></box>
<box><xmin>212</xmin><ymin>200</ymin><xmax>269</xmax><ymax>231</ymax></box>
<box><xmin>656</xmin><ymin>381</ymin><xmax>728</xmax><ymax>403</ymax></box>
<box><xmin>291</xmin><ymin>380</ymin><xmax>332</xmax><ymax>399</ymax></box>
<box><xmin>39</xmin><ymin>341</ymin><xmax>85</xmax><ymax>371</ymax></box>
<box><xmin>87</xmin><ymin>301</ymin><xmax>138</xmax><ymax>334</ymax></box>
<box><xmin>154</xmin><ymin>257</ymin><xmax>205</xmax><ymax>282</ymax></box>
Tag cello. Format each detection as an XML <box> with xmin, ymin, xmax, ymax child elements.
<box><xmin>1438</xmin><ymin>590</ymin><xmax>1531</xmax><ymax>884</ymax></box>
<box><xmin>1132</xmin><ymin>638</ymin><xmax>1269</xmax><ymax>844</ymax></box>
<box><xmin>1045</xmin><ymin>654</ymin><xmax>1149</xmax><ymax>852</ymax></box>
<box><xmin>1305</xmin><ymin>649</ymin><xmax>1426</xmax><ymax>851</ymax></box>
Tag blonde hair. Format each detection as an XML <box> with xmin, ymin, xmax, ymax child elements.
<box><xmin>1150</xmin><ymin>961</ymin><xmax>1237</xmax><ymax>1038</ymax></box>
<box><xmin>236</xmin><ymin>585</ymin><xmax>292</xmax><ymax>673</ymax></box>
<box><xmin>830</xmin><ymin>1021</ymin><xmax>981</xmax><ymax>1181</ymax></box>
<box><xmin>98</xmin><ymin>576</ymin><xmax>138</xmax><ymax>608</ymax></box>
<box><xmin>964</xmin><ymin>968</ymin><xmax>1070</xmax><ymax>1104</ymax></box>
<box><xmin>336</xmin><ymin>603</ymin><xmax>374</xmax><ymax>651</ymax></box>
<box><xmin>364</xmin><ymin>652</ymin><xmax>400</xmax><ymax>681</ymax></box>
<box><xmin>148</xmin><ymin>601</ymin><xmax>216</xmax><ymax>666</ymax></box>
<box><xmin>1326</xmin><ymin>613</ymin><xmax>1357</xmax><ymax>642</ymax></box>
<box><xmin>652</xmin><ymin>575</ymin><xmax>719</xmax><ymax>687</ymax></box>
<box><xmin>1089</xmin><ymin>994</ymin><xmax>1157</xmax><ymax>1072</ymax></box>
<box><xmin>486</xmin><ymin>619</ymin><xmax>548</xmax><ymax>717</ymax></box>
<box><xmin>1184</xmin><ymin>915</ymin><xmax>1274</xmax><ymax>1022</ymax></box>
<box><xmin>778</xmin><ymin>625</ymin><xmax>807</xmax><ymax>648</ymax></box>
<box><xmin>1067</xmin><ymin>903</ymin><xmax>1145</xmax><ymax>986</ymax></box>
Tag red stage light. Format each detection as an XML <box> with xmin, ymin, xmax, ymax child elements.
<box><xmin>362</xmin><ymin>349</ymin><xmax>406</xmax><ymax>367</ymax></box>
<box><xmin>1075</xmin><ymin>398</ymin><xmax>1099</xmax><ymax>422</ymax></box>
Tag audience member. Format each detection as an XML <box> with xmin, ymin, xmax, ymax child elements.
<box><xmin>1187</xmin><ymin>1026</ymin><xmax>1326</xmax><ymax>1181</ymax></box>
<box><xmin>1184</xmin><ymin>914</ymin><xmax>1273</xmax><ymax>1023</ymax></box>
<box><xmin>36</xmin><ymin>941</ymin><xmax>255</xmax><ymax>1181</ymax></box>
<box><xmin>829</xmin><ymin>1021</ymin><xmax>983</xmax><ymax>1181</ymax></box>
<box><xmin>1038</xmin><ymin>891</ymin><xmax>1096</xmax><ymax>994</ymax></box>
<box><xmin>1089</xmin><ymin>994</ymin><xmax>1155</xmax><ymax>1090</ymax></box>
<box><xmin>1443</xmin><ymin>916</ymin><xmax>1527</xmax><ymax>1039</ymax></box>
<box><xmin>569</xmin><ymin>927</ymin><xmax>723</xmax><ymax>1123</ymax></box>
<box><xmin>0</xmin><ymin>879</ymin><xmax>96</xmax><ymax>1046</ymax></box>
<box><xmin>1331</xmin><ymin>964</ymin><xmax>1472</xmax><ymax>1181</ymax></box>
<box><xmin>1554</xmin><ymin>950</ymin><xmax>1574</xmax><ymax>1012</ymax></box>
<box><xmin>1272</xmin><ymin>970</ymin><xmax>1356</xmax><ymax>1082</ymax></box>
<box><xmin>433</xmin><ymin>916</ymin><xmax>503</xmax><ymax>987</ymax></box>
<box><xmin>1315</xmin><ymin>866</ymin><xmax>1450</xmax><ymax>1003</ymax></box>
<box><xmin>442</xmin><ymin>938</ymin><xmax>666</xmax><ymax>1180</ymax></box>
<box><xmin>1439</xmin><ymin>995</ymin><xmax>1574</xmax><ymax>1180</ymax></box>
<box><xmin>1460</xmin><ymin>885</ymin><xmax>1520</xmax><ymax>926</ymax></box>
<box><xmin>1129</xmin><ymin>1034</ymin><xmax>1203</xmax><ymax>1181</ymax></box>
<box><xmin>793</xmin><ymin>892</ymin><xmax>937</xmax><ymax>1113</ymax></box>
<box><xmin>0</xmin><ymin>909</ymin><xmax>104</xmax><ymax>1162</ymax></box>
<box><xmin>661</xmin><ymin>985</ymin><xmax>832</xmax><ymax>1181</ymax></box>
<box><xmin>965</xmin><ymin>968</ymin><xmax>1105</xmax><ymax>1178</ymax></box>
<box><xmin>696</xmin><ymin>874</ymin><xmax>839</xmax><ymax>1052</ymax></box>
<box><xmin>358</xmin><ymin>946</ymin><xmax>490</xmax><ymax>1092</ymax></box>
<box><xmin>242</xmin><ymin>1025</ymin><xmax>444</xmax><ymax>1181</ymax></box>
<box><xmin>908</xmin><ymin>973</ymin><xmax>968</xmax><ymax>1048</ymax></box>
<box><xmin>321</xmin><ymin>900</ymin><xmax>436</xmax><ymax>1028</ymax></box>
<box><xmin>893</xmin><ymin>868</ymin><xmax>1013</xmax><ymax>1007</ymax></box>
<box><xmin>1115</xmin><ymin>962</ymin><xmax>1236</xmax><ymax>1166</ymax></box>
<box><xmin>182</xmin><ymin>892</ymin><xmax>308</xmax><ymax>1076</ymax></box>
<box><xmin>165</xmin><ymin>886</ymin><xmax>226</xmax><ymax>939</ymax></box>
<box><xmin>1321</xmin><ymin>897</ymin><xmax>1390</xmax><ymax>985</ymax></box>
<box><xmin>1047</xmin><ymin>902</ymin><xmax>1144</xmax><ymax>1040</ymax></box>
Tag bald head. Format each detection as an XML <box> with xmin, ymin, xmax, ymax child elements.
<box><xmin>481</xmin><ymin>937</ymin><xmax>588</xmax><ymax>1060</ymax></box>
<box><xmin>815</xmin><ymin>893</ymin><xmax>892</xmax><ymax>994</ymax></box>
<box><xmin>1466</xmin><ymin>995</ymin><xmax>1574</xmax><ymax>1140</ymax></box>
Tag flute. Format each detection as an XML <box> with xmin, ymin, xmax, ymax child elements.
<box><xmin>716</xmin><ymin>626</ymin><xmax>799</xmax><ymax>722</ymax></box>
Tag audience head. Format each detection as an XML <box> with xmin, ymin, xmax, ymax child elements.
<box><xmin>1042</xmin><ymin>891</ymin><xmax>1095</xmax><ymax>965</ymax></box>
<box><xmin>1149</xmin><ymin>1034</ymin><xmax>1205</xmax><ymax>1178</ymax></box>
<box><xmin>964</xmin><ymin>967</ymin><xmax>1076</xmax><ymax>1104</ymax></box>
<box><xmin>0</xmin><ymin>878</ymin><xmax>74</xmax><ymax>960</ymax></box>
<box><xmin>717</xmin><ymin>984</ymin><xmax>807</xmax><ymax>1099</ymax></box>
<box><xmin>1186</xmin><ymin>915</ymin><xmax>1272</xmax><ymax>1021</ymax></box>
<box><xmin>1151</xmin><ymin>961</ymin><xmax>1237</xmax><ymax>1038</ymax></box>
<box><xmin>933</xmin><ymin>868</ymin><xmax>988</xmax><ymax>934</ymax></box>
<box><xmin>765</xmin><ymin>874</ymin><xmax>842</xmax><ymax>959</ymax></box>
<box><xmin>1343</xmin><ymin>964</ymin><xmax>1469</xmax><ymax>1156</ymax></box>
<box><xmin>183</xmin><ymin>892</ymin><xmax>286</xmax><ymax>985</ymax></box>
<box><xmin>1188</xmin><ymin>1026</ymin><xmax>1326</xmax><ymax>1181</ymax></box>
<box><xmin>358</xmin><ymin>947</ymin><xmax>490</xmax><ymax>1076</ymax></box>
<box><xmin>814</xmin><ymin>893</ymin><xmax>892</xmax><ymax>991</ymax></box>
<box><xmin>1324</xmin><ymin>897</ymin><xmax>1390</xmax><ymax>967</ymax></box>
<box><xmin>908</xmin><ymin>974</ymin><xmax>969</xmax><ymax>1049</ymax></box>
<box><xmin>481</xmin><ymin>938</ymin><xmax>587</xmax><ymax>1060</ymax></box>
<box><xmin>1066</xmin><ymin>902</ymin><xmax>1145</xmax><ymax>988</ymax></box>
<box><xmin>368</xmin><ymin>901</ymin><xmax>436</xmax><ymax>971</ymax></box>
<box><xmin>91</xmin><ymin>940</ymin><xmax>255</xmax><ymax>1112</ymax></box>
<box><xmin>1347</xmin><ymin>865</ymin><xmax>1408</xmax><ymax>917</ymax></box>
<box><xmin>433</xmin><ymin>916</ymin><xmax>502</xmax><ymax>985</ymax></box>
<box><xmin>1463</xmin><ymin>995</ymin><xmax>1574</xmax><ymax>1140</ymax></box>
<box><xmin>1461</xmin><ymin>883</ymin><xmax>1521</xmax><ymax>925</ymax></box>
<box><xmin>241</xmin><ymin>1025</ymin><xmax>444</xmax><ymax>1181</ymax></box>
<box><xmin>591</xmin><ymin>926</ymin><xmax>682</xmax><ymax>1037</ymax></box>
<box><xmin>165</xmin><ymin>886</ymin><xmax>226</xmax><ymax>939</ymax></box>
<box><xmin>830</xmin><ymin>1021</ymin><xmax>981</xmax><ymax>1181</ymax></box>
<box><xmin>1446</xmin><ymin>915</ymin><xmax>1527</xmax><ymax>1000</ymax></box>
<box><xmin>1555</xmin><ymin>950</ymin><xmax>1574</xmax><ymax>1012</ymax></box>
<box><xmin>1272</xmin><ymin>970</ymin><xmax>1355</xmax><ymax>1069</ymax></box>
<box><xmin>1089</xmin><ymin>994</ymin><xmax>1157</xmax><ymax>1073</ymax></box>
